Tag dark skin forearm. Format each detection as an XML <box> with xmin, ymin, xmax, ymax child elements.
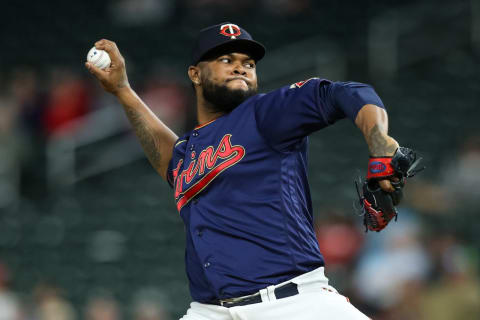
<box><xmin>117</xmin><ymin>87</ymin><xmax>178</xmax><ymax>180</ymax></box>
<box><xmin>355</xmin><ymin>104</ymin><xmax>399</xmax><ymax>191</ymax></box>
<box><xmin>85</xmin><ymin>39</ymin><xmax>178</xmax><ymax>181</ymax></box>
<box><xmin>366</xmin><ymin>124</ymin><xmax>398</xmax><ymax>156</ymax></box>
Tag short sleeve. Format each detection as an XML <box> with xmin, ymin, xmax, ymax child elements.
<box><xmin>254</xmin><ymin>78</ymin><xmax>384</xmax><ymax>152</ymax></box>
<box><xmin>166</xmin><ymin>137</ymin><xmax>188</xmax><ymax>188</ymax></box>
<box><xmin>166</xmin><ymin>158</ymin><xmax>175</xmax><ymax>188</ymax></box>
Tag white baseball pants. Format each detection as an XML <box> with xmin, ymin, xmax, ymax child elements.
<box><xmin>179</xmin><ymin>267</ymin><xmax>370</xmax><ymax>320</ymax></box>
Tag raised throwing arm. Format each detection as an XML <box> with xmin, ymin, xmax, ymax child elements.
<box><xmin>85</xmin><ymin>39</ymin><xmax>178</xmax><ymax>181</ymax></box>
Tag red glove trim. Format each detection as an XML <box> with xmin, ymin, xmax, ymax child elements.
<box><xmin>366</xmin><ymin>157</ymin><xmax>395</xmax><ymax>179</ymax></box>
<box><xmin>363</xmin><ymin>199</ymin><xmax>388</xmax><ymax>232</ymax></box>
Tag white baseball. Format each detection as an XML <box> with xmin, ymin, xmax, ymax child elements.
<box><xmin>86</xmin><ymin>47</ymin><xmax>111</xmax><ymax>70</ymax></box>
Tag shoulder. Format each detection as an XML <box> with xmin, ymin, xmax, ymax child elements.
<box><xmin>288</xmin><ymin>77</ymin><xmax>332</xmax><ymax>89</ymax></box>
<box><xmin>251</xmin><ymin>78</ymin><xmax>333</xmax><ymax>112</ymax></box>
<box><xmin>172</xmin><ymin>133</ymin><xmax>190</xmax><ymax>153</ymax></box>
<box><xmin>257</xmin><ymin>78</ymin><xmax>333</xmax><ymax>101</ymax></box>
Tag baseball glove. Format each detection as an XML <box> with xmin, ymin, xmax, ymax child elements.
<box><xmin>355</xmin><ymin>147</ymin><xmax>424</xmax><ymax>232</ymax></box>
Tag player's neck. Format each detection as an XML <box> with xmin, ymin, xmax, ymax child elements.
<box><xmin>196</xmin><ymin>95</ymin><xmax>226</xmax><ymax>127</ymax></box>
<box><xmin>196</xmin><ymin>107</ymin><xmax>224</xmax><ymax>127</ymax></box>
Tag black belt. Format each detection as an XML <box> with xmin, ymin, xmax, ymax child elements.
<box><xmin>210</xmin><ymin>282</ymin><xmax>299</xmax><ymax>308</ymax></box>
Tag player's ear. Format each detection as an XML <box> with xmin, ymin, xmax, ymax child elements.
<box><xmin>188</xmin><ymin>66</ymin><xmax>201</xmax><ymax>86</ymax></box>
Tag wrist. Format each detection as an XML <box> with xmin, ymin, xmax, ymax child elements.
<box><xmin>367</xmin><ymin>157</ymin><xmax>395</xmax><ymax>180</ymax></box>
<box><xmin>369</xmin><ymin>135</ymin><xmax>399</xmax><ymax>157</ymax></box>
<box><xmin>113</xmin><ymin>84</ymin><xmax>133</xmax><ymax>98</ymax></box>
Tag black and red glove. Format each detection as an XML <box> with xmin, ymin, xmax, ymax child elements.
<box><xmin>355</xmin><ymin>147</ymin><xmax>424</xmax><ymax>232</ymax></box>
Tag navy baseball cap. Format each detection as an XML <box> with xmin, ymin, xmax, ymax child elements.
<box><xmin>191</xmin><ymin>22</ymin><xmax>266</xmax><ymax>65</ymax></box>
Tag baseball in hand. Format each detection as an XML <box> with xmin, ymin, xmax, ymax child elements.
<box><xmin>86</xmin><ymin>47</ymin><xmax>111</xmax><ymax>69</ymax></box>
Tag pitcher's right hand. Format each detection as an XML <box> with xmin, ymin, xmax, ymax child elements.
<box><xmin>85</xmin><ymin>39</ymin><xmax>130</xmax><ymax>95</ymax></box>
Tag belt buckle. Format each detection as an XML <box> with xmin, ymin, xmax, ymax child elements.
<box><xmin>219</xmin><ymin>292</ymin><xmax>259</xmax><ymax>307</ymax></box>
<box><xmin>219</xmin><ymin>297</ymin><xmax>240</xmax><ymax>307</ymax></box>
<box><xmin>219</xmin><ymin>299</ymin><xmax>230</xmax><ymax>307</ymax></box>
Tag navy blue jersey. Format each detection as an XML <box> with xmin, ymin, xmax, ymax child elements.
<box><xmin>166</xmin><ymin>78</ymin><xmax>384</xmax><ymax>303</ymax></box>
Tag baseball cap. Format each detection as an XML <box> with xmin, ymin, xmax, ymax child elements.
<box><xmin>191</xmin><ymin>22</ymin><xmax>266</xmax><ymax>65</ymax></box>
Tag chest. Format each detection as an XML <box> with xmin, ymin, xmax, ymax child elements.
<box><xmin>171</xmin><ymin>115</ymin><xmax>274</xmax><ymax>210</ymax></box>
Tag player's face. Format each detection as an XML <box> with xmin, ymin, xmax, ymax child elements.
<box><xmin>197</xmin><ymin>52</ymin><xmax>258</xmax><ymax>113</ymax></box>
<box><xmin>203</xmin><ymin>52</ymin><xmax>258</xmax><ymax>92</ymax></box>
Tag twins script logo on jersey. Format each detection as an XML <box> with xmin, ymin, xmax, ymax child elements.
<box><xmin>220</xmin><ymin>23</ymin><xmax>241</xmax><ymax>39</ymax></box>
<box><xmin>172</xmin><ymin>134</ymin><xmax>245</xmax><ymax>211</ymax></box>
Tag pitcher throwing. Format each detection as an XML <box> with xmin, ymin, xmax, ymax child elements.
<box><xmin>86</xmin><ymin>22</ymin><xmax>421</xmax><ymax>319</ymax></box>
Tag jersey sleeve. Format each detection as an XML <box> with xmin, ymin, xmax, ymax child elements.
<box><xmin>254</xmin><ymin>78</ymin><xmax>385</xmax><ymax>152</ymax></box>
<box><xmin>166</xmin><ymin>137</ymin><xmax>188</xmax><ymax>188</ymax></box>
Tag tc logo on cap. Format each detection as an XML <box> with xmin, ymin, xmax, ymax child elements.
<box><xmin>220</xmin><ymin>23</ymin><xmax>241</xmax><ymax>39</ymax></box>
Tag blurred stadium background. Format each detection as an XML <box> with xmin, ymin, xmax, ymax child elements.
<box><xmin>1</xmin><ymin>0</ymin><xmax>479</xmax><ymax>319</ymax></box>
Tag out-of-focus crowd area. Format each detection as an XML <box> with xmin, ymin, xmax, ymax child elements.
<box><xmin>1</xmin><ymin>0</ymin><xmax>479</xmax><ymax>319</ymax></box>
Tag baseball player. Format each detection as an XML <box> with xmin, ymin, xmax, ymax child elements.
<box><xmin>86</xmin><ymin>22</ymin><xmax>421</xmax><ymax>319</ymax></box>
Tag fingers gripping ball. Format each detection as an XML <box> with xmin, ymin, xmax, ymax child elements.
<box><xmin>87</xmin><ymin>47</ymin><xmax>111</xmax><ymax>70</ymax></box>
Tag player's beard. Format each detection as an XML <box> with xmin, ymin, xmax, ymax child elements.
<box><xmin>202</xmin><ymin>78</ymin><xmax>257</xmax><ymax>114</ymax></box>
